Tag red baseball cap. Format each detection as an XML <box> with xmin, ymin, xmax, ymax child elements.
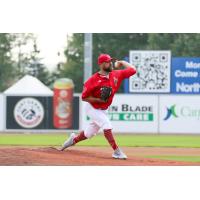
<box><xmin>98</xmin><ymin>54</ymin><xmax>113</xmax><ymax>65</ymax></box>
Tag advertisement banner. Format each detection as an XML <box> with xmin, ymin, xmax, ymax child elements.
<box><xmin>129</xmin><ymin>50</ymin><xmax>171</xmax><ymax>93</ymax></box>
<box><xmin>171</xmin><ymin>57</ymin><xmax>200</xmax><ymax>94</ymax></box>
<box><xmin>81</xmin><ymin>94</ymin><xmax>158</xmax><ymax>133</ymax></box>
<box><xmin>6</xmin><ymin>96</ymin><xmax>79</xmax><ymax>130</ymax></box>
<box><xmin>53</xmin><ymin>78</ymin><xmax>74</xmax><ymax>129</ymax></box>
<box><xmin>159</xmin><ymin>95</ymin><xmax>200</xmax><ymax>134</ymax></box>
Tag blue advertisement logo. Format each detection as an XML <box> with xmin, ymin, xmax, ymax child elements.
<box><xmin>171</xmin><ymin>57</ymin><xmax>200</xmax><ymax>94</ymax></box>
<box><xmin>163</xmin><ymin>105</ymin><xmax>178</xmax><ymax>120</ymax></box>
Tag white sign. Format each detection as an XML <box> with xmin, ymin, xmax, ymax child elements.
<box><xmin>159</xmin><ymin>95</ymin><xmax>200</xmax><ymax>134</ymax></box>
<box><xmin>14</xmin><ymin>98</ymin><xmax>45</xmax><ymax>128</ymax></box>
<box><xmin>81</xmin><ymin>94</ymin><xmax>158</xmax><ymax>133</ymax></box>
<box><xmin>129</xmin><ymin>50</ymin><xmax>171</xmax><ymax>93</ymax></box>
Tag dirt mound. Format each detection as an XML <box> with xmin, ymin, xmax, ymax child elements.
<box><xmin>0</xmin><ymin>146</ymin><xmax>199</xmax><ymax>166</ymax></box>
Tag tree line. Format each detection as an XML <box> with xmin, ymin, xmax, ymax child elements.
<box><xmin>1</xmin><ymin>33</ymin><xmax>200</xmax><ymax>92</ymax></box>
<box><xmin>0</xmin><ymin>33</ymin><xmax>53</xmax><ymax>91</ymax></box>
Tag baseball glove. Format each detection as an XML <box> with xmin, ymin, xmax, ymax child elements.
<box><xmin>100</xmin><ymin>86</ymin><xmax>112</xmax><ymax>102</ymax></box>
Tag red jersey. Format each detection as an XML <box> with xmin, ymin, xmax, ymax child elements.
<box><xmin>82</xmin><ymin>67</ymin><xmax>136</xmax><ymax>110</ymax></box>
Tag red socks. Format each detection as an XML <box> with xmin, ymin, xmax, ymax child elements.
<box><xmin>104</xmin><ymin>129</ymin><xmax>118</xmax><ymax>150</ymax></box>
<box><xmin>73</xmin><ymin>130</ymin><xmax>118</xmax><ymax>150</ymax></box>
<box><xmin>73</xmin><ymin>131</ymin><xmax>87</xmax><ymax>144</ymax></box>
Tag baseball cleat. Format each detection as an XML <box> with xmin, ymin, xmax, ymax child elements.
<box><xmin>112</xmin><ymin>148</ymin><xmax>127</xmax><ymax>160</ymax></box>
<box><xmin>60</xmin><ymin>133</ymin><xmax>76</xmax><ymax>151</ymax></box>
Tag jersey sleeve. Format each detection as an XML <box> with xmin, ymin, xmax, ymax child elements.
<box><xmin>81</xmin><ymin>78</ymin><xmax>94</xmax><ymax>99</ymax></box>
<box><xmin>119</xmin><ymin>67</ymin><xmax>137</xmax><ymax>79</ymax></box>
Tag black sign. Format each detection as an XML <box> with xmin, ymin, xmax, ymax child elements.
<box><xmin>6</xmin><ymin>96</ymin><xmax>79</xmax><ymax>130</ymax></box>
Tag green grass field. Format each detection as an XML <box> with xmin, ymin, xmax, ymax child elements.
<box><xmin>0</xmin><ymin>133</ymin><xmax>200</xmax><ymax>147</ymax></box>
<box><xmin>1</xmin><ymin>133</ymin><xmax>200</xmax><ymax>163</ymax></box>
<box><xmin>145</xmin><ymin>155</ymin><xmax>200</xmax><ymax>163</ymax></box>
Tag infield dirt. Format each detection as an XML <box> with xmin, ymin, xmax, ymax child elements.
<box><xmin>0</xmin><ymin>146</ymin><xmax>200</xmax><ymax>166</ymax></box>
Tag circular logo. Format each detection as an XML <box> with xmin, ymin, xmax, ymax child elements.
<box><xmin>59</xmin><ymin>90</ymin><xmax>68</xmax><ymax>98</ymax></box>
<box><xmin>56</xmin><ymin>101</ymin><xmax>71</xmax><ymax>119</ymax></box>
<box><xmin>14</xmin><ymin>98</ymin><xmax>45</xmax><ymax>128</ymax></box>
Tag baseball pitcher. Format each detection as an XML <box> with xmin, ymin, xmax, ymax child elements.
<box><xmin>60</xmin><ymin>54</ymin><xmax>137</xmax><ymax>159</ymax></box>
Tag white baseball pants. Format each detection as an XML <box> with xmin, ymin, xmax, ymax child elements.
<box><xmin>84</xmin><ymin>102</ymin><xmax>113</xmax><ymax>138</ymax></box>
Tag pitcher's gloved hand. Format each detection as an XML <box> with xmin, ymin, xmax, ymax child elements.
<box><xmin>100</xmin><ymin>86</ymin><xmax>112</xmax><ymax>102</ymax></box>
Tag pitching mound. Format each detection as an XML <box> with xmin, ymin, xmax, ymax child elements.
<box><xmin>0</xmin><ymin>146</ymin><xmax>199</xmax><ymax>166</ymax></box>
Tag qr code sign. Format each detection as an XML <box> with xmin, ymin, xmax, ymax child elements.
<box><xmin>129</xmin><ymin>51</ymin><xmax>171</xmax><ymax>93</ymax></box>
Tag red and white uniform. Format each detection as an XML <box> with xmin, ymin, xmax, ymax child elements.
<box><xmin>82</xmin><ymin>67</ymin><xmax>136</xmax><ymax>109</ymax></box>
<box><xmin>82</xmin><ymin>67</ymin><xmax>136</xmax><ymax>138</ymax></box>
